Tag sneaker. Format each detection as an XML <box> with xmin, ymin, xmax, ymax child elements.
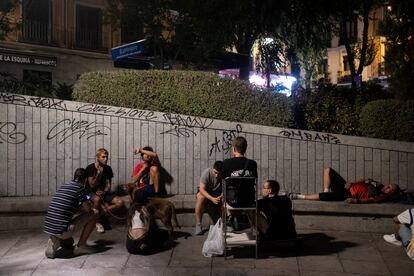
<box><xmin>74</xmin><ymin>244</ymin><xmax>96</xmax><ymax>255</ymax></box>
<box><xmin>226</xmin><ymin>225</ymin><xmax>234</xmax><ymax>232</ymax></box>
<box><xmin>288</xmin><ymin>193</ymin><xmax>299</xmax><ymax>200</ymax></box>
<box><xmin>96</xmin><ymin>223</ymin><xmax>105</xmax><ymax>233</ymax></box>
<box><xmin>194</xmin><ymin>224</ymin><xmax>203</xmax><ymax>235</ymax></box>
<box><xmin>383</xmin><ymin>234</ymin><xmax>402</xmax><ymax>246</ymax></box>
<box><xmin>45</xmin><ymin>236</ymin><xmax>60</xmax><ymax>259</ymax></box>
<box><xmin>60</xmin><ymin>237</ymin><xmax>74</xmax><ymax>249</ymax></box>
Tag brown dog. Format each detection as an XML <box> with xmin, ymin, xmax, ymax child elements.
<box><xmin>120</xmin><ymin>183</ymin><xmax>180</xmax><ymax>236</ymax></box>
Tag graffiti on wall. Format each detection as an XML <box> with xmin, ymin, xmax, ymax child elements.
<box><xmin>279</xmin><ymin>130</ymin><xmax>341</xmax><ymax>144</ymax></box>
<box><xmin>209</xmin><ymin>124</ymin><xmax>242</xmax><ymax>156</ymax></box>
<box><xmin>0</xmin><ymin>93</ymin><xmax>68</xmax><ymax>110</ymax></box>
<box><xmin>47</xmin><ymin>118</ymin><xmax>110</xmax><ymax>144</ymax></box>
<box><xmin>76</xmin><ymin>103</ymin><xmax>157</xmax><ymax>120</ymax></box>
<box><xmin>0</xmin><ymin>122</ymin><xmax>27</xmax><ymax>144</ymax></box>
<box><xmin>160</xmin><ymin>113</ymin><xmax>214</xmax><ymax>137</ymax></box>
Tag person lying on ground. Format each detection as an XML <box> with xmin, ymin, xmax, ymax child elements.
<box><xmin>289</xmin><ymin>167</ymin><xmax>400</xmax><ymax>204</ymax></box>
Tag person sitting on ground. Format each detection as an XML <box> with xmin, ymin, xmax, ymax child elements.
<box><xmin>289</xmin><ymin>167</ymin><xmax>400</xmax><ymax>204</ymax></box>
<box><xmin>194</xmin><ymin>161</ymin><xmax>223</xmax><ymax>235</ymax></box>
<box><xmin>43</xmin><ymin>168</ymin><xmax>99</xmax><ymax>258</ymax></box>
<box><xmin>257</xmin><ymin>180</ymin><xmax>297</xmax><ymax>241</ymax></box>
<box><xmin>222</xmin><ymin>136</ymin><xmax>258</xmax><ymax>230</ymax></box>
<box><xmin>126</xmin><ymin>192</ymin><xmax>169</xmax><ymax>254</ymax></box>
<box><xmin>383</xmin><ymin>208</ymin><xmax>414</xmax><ymax>261</ymax></box>
<box><xmin>85</xmin><ymin>148</ymin><xmax>124</xmax><ymax>233</ymax></box>
<box><xmin>131</xmin><ymin>146</ymin><xmax>161</xmax><ymax>198</ymax></box>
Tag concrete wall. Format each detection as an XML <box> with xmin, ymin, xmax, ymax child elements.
<box><xmin>1</xmin><ymin>92</ymin><xmax>413</xmax><ymax>197</ymax></box>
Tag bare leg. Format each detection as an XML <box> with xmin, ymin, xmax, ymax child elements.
<box><xmin>323</xmin><ymin>167</ymin><xmax>332</xmax><ymax>192</ymax></box>
<box><xmin>150</xmin><ymin>166</ymin><xmax>160</xmax><ymax>193</ymax></box>
<box><xmin>195</xmin><ymin>192</ymin><xmax>206</xmax><ymax>224</ymax></box>
<box><xmin>77</xmin><ymin>215</ymin><xmax>98</xmax><ymax>246</ymax></box>
<box><xmin>304</xmin><ymin>193</ymin><xmax>321</xmax><ymax>200</ymax></box>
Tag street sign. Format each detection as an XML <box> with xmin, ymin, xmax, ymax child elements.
<box><xmin>111</xmin><ymin>39</ymin><xmax>146</xmax><ymax>61</ymax></box>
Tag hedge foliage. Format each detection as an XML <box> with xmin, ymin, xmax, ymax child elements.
<box><xmin>293</xmin><ymin>83</ymin><xmax>393</xmax><ymax>136</ymax></box>
<box><xmin>359</xmin><ymin>100</ymin><xmax>414</xmax><ymax>142</ymax></box>
<box><xmin>73</xmin><ymin>70</ymin><xmax>293</xmax><ymax>127</ymax></box>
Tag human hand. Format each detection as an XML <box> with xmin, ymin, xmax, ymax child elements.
<box><xmin>92</xmin><ymin>207</ymin><xmax>99</xmax><ymax>215</ymax></box>
<box><xmin>211</xmin><ymin>196</ymin><xmax>222</xmax><ymax>205</ymax></box>
<box><xmin>345</xmin><ymin>198</ymin><xmax>357</xmax><ymax>204</ymax></box>
<box><xmin>133</xmin><ymin>147</ymin><xmax>141</xmax><ymax>155</ymax></box>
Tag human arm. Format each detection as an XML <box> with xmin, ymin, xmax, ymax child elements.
<box><xmin>131</xmin><ymin>163</ymin><xmax>149</xmax><ymax>184</ymax></box>
<box><xmin>345</xmin><ymin>194</ymin><xmax>388</xmax><ymax>204</ymax></box>
<box><xmin>86</xmin><ymin>164</ymin><xmax>103</xmax><ymax>191</ymax></box>
<box><xmin>199</xmin><ymin>183</ymin><xmax>222</xmax><ymax>205</ymax></box>
<box><xmin>134</xmin><ymin>147</ymin><xmax>158</xmax><ymax>158</ymax></box>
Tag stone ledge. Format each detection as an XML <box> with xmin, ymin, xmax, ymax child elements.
<box><xmin>1</xmin><ymin>196</ymin><xmax>413</xmax><ymax>233</ymax></box>
<box><xmin>1</xmin><ymin>195</ymin><xmax>412</xmax><ymax>217</ymax></box>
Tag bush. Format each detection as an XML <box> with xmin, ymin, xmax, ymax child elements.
<box><xmin>359</xmin><ymin>100</ymin><xmax>414</xmax><ymax>142</ymax></box>
<box><xmin>293</xmin><ymin>82</ymin><xmax>392</xmax><ymax>136</ymax></box>
<box><xmin>73</xmin><ymin>70</ymin><xmax>293</xmax><ymax>127</ymax></box>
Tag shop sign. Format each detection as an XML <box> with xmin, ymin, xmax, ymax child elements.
<box><xmin>0</xmin><ymin>52</ymin><xmax>57</xmax><ymax>67</ymax></box>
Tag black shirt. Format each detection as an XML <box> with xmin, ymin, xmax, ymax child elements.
<box><xmin>258</xmin><ymin>196</ymin><xmax>297</xmax><ymax>240</ymax></box>
<box><xmin>85</xmin><ymin>163</ymin><xmax>114</xmax><ymax>193</ymax></box>
<box><xmin>222</xmin><ymin>157</ymin><xmax>258</xmax><ymax>179</ymax></box>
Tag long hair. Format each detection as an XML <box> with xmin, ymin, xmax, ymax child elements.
<box><xmin>127</xmin><ymin>202</ymin><xmax>151</xmax><ymax>232</ymax></box>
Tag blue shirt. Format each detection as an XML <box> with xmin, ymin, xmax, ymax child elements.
<box><xmin>43</xmin><ymin>180</ymin><xmax>87</xmax><ymax>235</ymax></box>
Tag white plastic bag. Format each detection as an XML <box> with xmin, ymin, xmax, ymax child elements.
<box><xmin>202</xmin><ymin>218</ymin><xmax>224</xmax><ymax>257</ymax></box>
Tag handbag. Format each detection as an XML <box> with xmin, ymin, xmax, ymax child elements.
<box><xmin>202</xmin><ymin>218</ymin><xmax>224</xmax><ymax>257</ymax></box>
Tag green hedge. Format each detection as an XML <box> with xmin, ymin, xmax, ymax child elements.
<box><xmin>359</xmin><ymin>100</ymin><xmax>414</xmax><ymax>142</ymax></box>
<box><xmin>73</xmin><ymin>70</ymin><xmax>293</xmax><ymax>127</ymax></box>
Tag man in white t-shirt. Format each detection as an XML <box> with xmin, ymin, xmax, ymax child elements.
<box><xmin>194</xmin><ymin>161</ymin><xmax>223</xmax><ymax>235</ymax></box>
<box><xmin>383</xmin><ymin>208</ymin><xmax>414</xmax><ymax>260</ymax></box>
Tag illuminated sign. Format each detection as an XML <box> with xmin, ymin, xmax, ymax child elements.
<box><xmin>0</xmin><ymin>52</ymin><xmax>57</xmax><ymax>67</ymax></box>
<box><xmin>111</xmin><ymin>39</ymin><xmax>146</xmax><ymax>61</ymax></box>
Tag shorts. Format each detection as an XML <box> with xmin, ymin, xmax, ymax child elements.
<box><xmin>319</xmin><ymin>168</ymin><xmax>348</xmax><ymax>201</ymax></box>
<box><xmin>196</xmin><ymin>187</ymin><xmax>222</xmax><ymax>198</ymax></box>
<box><xmin>55</xmin><ymin>212</ymin><xmax>94</xmax><ymax>240</ymax></box>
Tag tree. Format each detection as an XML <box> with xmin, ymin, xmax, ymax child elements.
<box><xmin>335</xmin><ymin>0</ymin><xmax>383</xmax><ymax>88</ymax></box>
<box><xmin>0</xmin><ymin>0</ymin><xmax>17</xmax><ymax>40</ymax></box>
<box><xmin>380</xmin><ymin>0</ymin><xmax>414</xmax><ymax>100</ymax></box>
<box><xmin>282</xmin><ymin>0</ymin><xmax>336</xmax><ymax>89</ymax></box>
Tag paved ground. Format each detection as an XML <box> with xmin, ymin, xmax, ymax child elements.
<box><xmin>0</xmin><ymin>225</ymin><xmax>413</xmax><ymax>276</ymax></box>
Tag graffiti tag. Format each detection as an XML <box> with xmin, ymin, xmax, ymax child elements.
<box><xmin>161</xmin><ymin>113</ymin><xmax>214</xmax><ymax>137</ymax></box>
<box><xmin>0</xmin><ymin>122</ymin><xmax>27</xmax><ymax>144</ymax></box>
<box><xmin>279</xmin><ymin>130</ymin><xmax>341</xmax><ymax>144</ymax></box>
<box><xmin>47</xmin><ymin>119</ymin><xmax>110</xmax><ymax>144</ymax></box>
<box><xmin>76</xmin><ymin>104</ymin><xmax>157</xmax><ymax>120</ymax></box>
<box><xmin>209</xmin><ymin>124</ymin><xmax>242</xmax><ymax>156</ymax></box>
<box><xmin>0</xmin><ymin>93</ymin><xmax>67</xmax><ymax>110</ymax></box>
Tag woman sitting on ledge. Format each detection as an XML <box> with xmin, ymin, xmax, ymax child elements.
<box><xmin>289</xmin><ymin>167</ymin><xmax>400</xmax><ymax>204</ymax></box>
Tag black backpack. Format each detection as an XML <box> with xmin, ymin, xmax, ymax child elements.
<box><xmin>226</xmin><ymin>176</ymin><xmax>256</xmax><ymax>207</ymax></box>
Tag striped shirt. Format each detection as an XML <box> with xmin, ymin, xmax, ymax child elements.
<box><xmin>43</xmin><ymin>180</ymin><xmax>87</xmax><ymax>235</ymax></box>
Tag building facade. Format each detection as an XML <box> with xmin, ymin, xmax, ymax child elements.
<box><xmin>0</xmin><ymin>0</ymin><xmax>121</xmax><ymax>86</ymax></box>
<box><xmin>326</xmin><ymin>6</ymin><xmax>388</xmax><ymax>85</ymax></box>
